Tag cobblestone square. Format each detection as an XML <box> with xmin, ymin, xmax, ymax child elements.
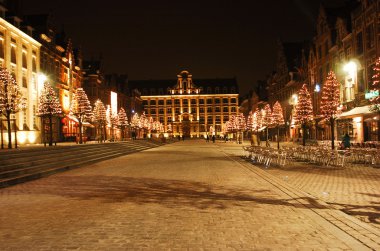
<box><xmin>0</xmin><ymin>140</ymin><xmax>379</xmax><ymax>250</ymax></box>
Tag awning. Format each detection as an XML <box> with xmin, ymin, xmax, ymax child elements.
<box><xmin>83</xmin><ymin>121</ymin><xmax>94</xmax><ymax>128</ymax></box>
<box><xmin>338</xmin><ymin>105</ymin><xmax>373</xmax><ymax>119</ymax></box>
<box><xmin>67</xmin><ymin>115</ymin><xmax>79</xmax><ymax>123</ymax></box>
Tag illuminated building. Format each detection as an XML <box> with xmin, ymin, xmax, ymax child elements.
<box><xmin>23</xmin><ymin>14</ymin><xmax>83</xmax><ymax>142</ymax></box>
<box><xmin>0</xmin><ymin>6</ymin><xmax>41</xmax><ymax>145</ymax></box>
<box><xmin>128</xmin><ymin>71</ymin><xmax>239</xmax><ymax>137</ymax></box>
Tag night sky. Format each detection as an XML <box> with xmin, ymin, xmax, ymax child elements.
<box><xmin>19</xmin><ymin>0</ymin><xmax>346</xmax><ymax>95</ymax></box>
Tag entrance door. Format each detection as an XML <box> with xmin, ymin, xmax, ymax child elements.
<box><xmin>182</xmin><ymin>114</ymin><xmax>191</xmax><ymax>137</ymax></box>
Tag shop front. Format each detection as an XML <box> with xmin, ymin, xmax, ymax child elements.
<box><xmin>337</xmin><ymin>105</ymin><xmax>378</xmax><ymax>143</ymax></box>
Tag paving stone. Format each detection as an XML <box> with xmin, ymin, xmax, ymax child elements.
<box><xmin>0</xmin><ymin>140</ymin><xmax>376</xmax><ymax>250</ymax></box>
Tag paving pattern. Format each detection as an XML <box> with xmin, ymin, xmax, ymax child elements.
<box><xmin>0</xmin><ymin>140</ymin><xmax>379</xmax><ymax>250</ymax></box>
<box><xmin>241</xmin><ymin>147</ymin><xmax>380</xmax><ymax>231</ymax></box>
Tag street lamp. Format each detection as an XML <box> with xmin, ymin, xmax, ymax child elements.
<box><xmin>343</xmin><ymin>61</ymin><xmax>357</xmax><ymax>102</ymax></box>
<box><xmin>314</xmin><ymin>84</ymin><xmax>320</xmax><ymax>140</ymax></box>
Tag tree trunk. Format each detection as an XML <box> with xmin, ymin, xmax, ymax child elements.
<box><xmin>79</xmin><ymin>121</ymin><xmax>83</xmax><ymax>144</ymax></box>
<box><xmin>6</xmin><ymin>111</ymin><xmax>11</xmax><ymax>149</ymax></box>
<box><xmin>49</xmin><ymin>115</ymin><xmax>53</xmax><ymax>146</ymax></box>
<box><xmin>277</xmin><ymin>126</ymin><xmax>280</xmax><ymax>149</ymax></box>
<box><xmin>302</xmin><ymin>123</ymin><xmax>306</xmax><ymax>146</ymax></box>
<box><xmin>330</xmin><ymin>118</ymin><xmax>335</xmax><ymax>150</ymax></box>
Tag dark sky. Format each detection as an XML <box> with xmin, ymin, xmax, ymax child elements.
<box><xmin>19</xmin><ymin>0</ymin><xmax>346</xmax><ymax>95</ymax></box>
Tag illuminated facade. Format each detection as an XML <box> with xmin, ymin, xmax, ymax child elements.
<box><xmin>129</xmin><ymin>71</ymin><xmax>239</xmax><ymax>137</ymax></box>
<box><xmin>0</xmin><ymin>11</ymin><xmax>41</xmax><ymax>145</ymax></box>
<box><xmin>24</xmin><ymin>14</ymin><xmax>83</xmax><ymax>141</ymax></box>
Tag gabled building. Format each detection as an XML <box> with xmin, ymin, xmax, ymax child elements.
<box><xmin>267</xmin><ymin>40</ymin><xmax>308</xmax><ymax>139</ymax></box>
<box><xmin>22</xmin><ymin>14</ymin><xmax>83</xmax><ymax>142</ymax></box>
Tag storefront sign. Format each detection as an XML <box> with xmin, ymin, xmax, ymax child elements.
<box><xmin>365</xmin><ymin>90</ymin><xmax>379</xmax><ymax>99</ymax></box>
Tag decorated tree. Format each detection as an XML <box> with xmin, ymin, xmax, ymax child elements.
<box><xmin>247</xmin><ymin>111</ymin><xmax>254</xmax><ymax>131</ymax></box>
<box><xmin>0</xmin><ymin>67</ymin><xmax>26</xmax><ymax>149</ymax></box>
<box><xmin>294</xmin><ymin>84</ymin><xmax>314</xmax><ymax>146</ymax></box>
<box><xmin>106</xmin><ymin>105</ymin><xmax>119</xmax><ymax>140</ymax></box>
<box><xmin>117</xmin><ymin>108</ymin><xmax>128</xmax><ymax>140</ymax></box>
<box><xmin>130</xmin><ymin>113</ymin><xmax>140</xmax><ymax>139</ymax></box>
<box><xmin>246</xmin><ymin>111</ymin><xmax>255</xmax><ymax>145</ymax></box>
<box><xmin>320</xmin><ymin>71</ymin><xmax>341</xmax><ymax>149</ymax></box>
<box><xmin>235</xmin><ymin>113</ymin><xmax>246</xmax><ymax>144</ymax></box>
<box><xmin>262</xmin><ymin>104</ymin><xmax>273</xmax><ymax>147</ymax></box>
<box><xmin>70</xmin><ymin>88</ymin><xmax>92</xmax><ymax>144</ymax></box>
<box><xmin>272</xmin><ymin>101</ymin><xmax>285</xmax><ymax>149</ymax></box>
<box><xmin>92</xmin><ymin>99</ymin><xmax>107</xmax><ymax>142</ymax></box>
<box><xmin>37</xmin><ymin>82</ymin><xmax>62</xmax><ymax>146</ymax></box>
<box><xmin>252</xmin><ymin>108</ymin><xmax>263</xmax><ymax>146</ymax></box>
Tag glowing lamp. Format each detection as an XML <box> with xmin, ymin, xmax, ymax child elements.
<box><xmin>343</xmin><ymin>62</ymin><xmax>357</xmax><ymax>73</ymax></box>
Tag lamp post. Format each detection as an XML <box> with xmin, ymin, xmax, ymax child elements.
<box><xmin>314</xmin><ymin>83</ymin><xmax>320</xmax><ymax>140</ymax></box>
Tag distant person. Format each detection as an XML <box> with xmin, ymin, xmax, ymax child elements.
<box><xmin>206</xmin><ymin>135</ymin><xmax>209</xmax><ymax>142</ymax></box>
<box><xmin>177</xmin><ymin>135</ymin><xmax>181</xmax><ymax>141</ymax></box>
<box><xmin>341</xmin><ymin>133</ymin><xmax>351</xmax><ymax>149</ymax></box>
<box><xmin>182</xmin><ymin>135</ymin><xmax>185</xmax><ymax>141</ymax></box>
<box><xmin>212</xmin><ymin>135</ymin><xmax>215</xmax><ymax>143</ymax></box>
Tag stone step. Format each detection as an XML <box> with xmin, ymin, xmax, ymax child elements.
<box><xmin>0</xmin><ymin>140</ymin><xmax>171</xmax><ymax>188</ymax></box>
<box><xmin>0</xmin><ymin>151</ymin><xmax>127</xmax><ymax>188</ymax></box>
<box><xmin>0</xmin><ymin>146</ymin><xmax>136</xmax><ymax>179</ymax></box>
<box><xmin>0</xmin><ymin>142</ymin><xmax>149</xmax><ymax>166</ymax></box>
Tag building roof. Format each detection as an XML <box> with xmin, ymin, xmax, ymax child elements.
<box><xmin>128</xmin><ymin>78</ymin><xmax>239</xmax><ymax>95</ymax></box>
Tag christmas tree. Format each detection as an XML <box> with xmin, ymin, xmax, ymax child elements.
<box><xmin>262</xmin><ymin>104</ymin><xmax>273</xmax><ymax>147</ymax></box>
<box><xmin>247</xmin><ymin>111</ymin><xmax>253</xmax><ymax>131</ymax></box>
<box><xmin>117</xmin><ymin>108</ymin><xmax>128</xmax><ymax>140</ymax></box>
<box><xmin>70</xmin><ymin>88</ymin><xmax>92</xmax><ymax>144</ymax></box>
<box><xmin>130</xmin><ymin>113</ymin><xmax>140</xmax><ymax>129</ymax></box>
<box><xmin>320</xmin><ymin>71</ymin><xmax>341</xmax><ymax>149</ymax></box>
<box><xmin>0</xmin><ymin>67</ymin><xmax>26</xmax><ymax>149</ymax></box>
<box><xmin>93</xmin><ymin>99</ymin><xmax>107</xmax><ymax>142</ymax></box>
<box><xmin>37</xmin><ymin>82</ymin><xmax>62</xmax><ymax>146</ymax></box>
<box><xmin>294</xmin><ymin>84</ymin><xmax>313</xmax><ymax>146</ymax></box>
<box><xmin>251</xmin><ymin>108</ymin><xmax>263</xmax><ymax>146</ymax></box>
<box><xmin>106</xmin><ymin>105</ymin><xmax>119</xmax><ymax>140</ymax></box>
<box><xmin>370</xmin><ymin>57</ymin><xmax>380</xmax><ymax>113</ymax></box>
<box><xmin>130</xmin><ymin>113</ymin><xmax>140</xmax><ymax>139</ymax></box>
<box><xmin>272</xmin><ymin>101</ymin><xmax>285</xmax><ymax>149</ymax></box>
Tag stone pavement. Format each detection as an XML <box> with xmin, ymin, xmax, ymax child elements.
<box><xmin>0</xmin><ymin>140</ymin><xmax>379</xmax><ymax>250</ymax></box>
<box><xmin>231</xmin><ymin>141</ymin><xmax>380</xmax><ymax>231</ymax></box>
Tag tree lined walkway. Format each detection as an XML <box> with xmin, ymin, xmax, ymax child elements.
<box><xmin>0</xmin><ymin>140</ymin><xmax>378</xmax><ymax>250</ymax></box>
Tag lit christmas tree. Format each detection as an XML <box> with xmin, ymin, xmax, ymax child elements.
<box><xmin>295</xmin><ymin>84</ymin><xmax>314</xmax><ymax>146</ymax></box>
<box><xmin>228</xmin><ymin>115</ymin><xmax>236</xmax><ymax>132</ymax></box>
<box><xmin>272</xmin><ymin>101</ymin><xmax>285</xmax><ymax>149</ymax></box>
<box><xmin>106</xmin><ymin>105</ymin><xmax>119</xmax><ymax>140</ymax></box>
<box><xmin>70</xmin><ymin>88</ymin><xmax>92</xmax><ymax>144</ymax></box>
<box><xmin>247</xmin><ymin>111</ymin><xmax>253</xmax><ymax>131</ymax></box>
<box><xmin>130</xmin><ymin>113</ymin><xmax>140</xmax><ymax>139</ymax></box>
<box><xmin>117</xmin><ymin>108</ymin><xmax>128</xmax><ymax>140</ymax></box>
<box><xmin>251</xmin><ymin>108</ymin><xmax>263</xmax><ymax>146</ymax></box>
<box><xmin>37</xmin><ymin>82</ymin><xmax>62</xmax><ymax>146</ymax></box>
<box><xmin>130</xmin><ymin>113</ymin><xmax>140</xmax><ymax>129</ymax></box>
<box><xmin>0</xmin><ymin>67</ymin><xmax>26</xmax><ymax>149</ymax></box>
<box><xmin>320</xmin><ymin>71</ymin><xmax>341</xmax><ymax>149</ymax></box>
<box><xmin>235</xmin><ymin>114</ymin><xmax>246</xmax><ymax>144</ymax></box>
<box><xmin>370</xmin><ymin>57</ymin><xmax>380</xmax><ymax>113</ymax></box>
<box><xmin>93</xmin><ymin>99</ymin><xmax>107</xmax><ymax>142</ymax></box>
<box><xmin>262</xmin><ymin>104</ymin><xmax>273</xmax><ymax>146</ymax></box>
